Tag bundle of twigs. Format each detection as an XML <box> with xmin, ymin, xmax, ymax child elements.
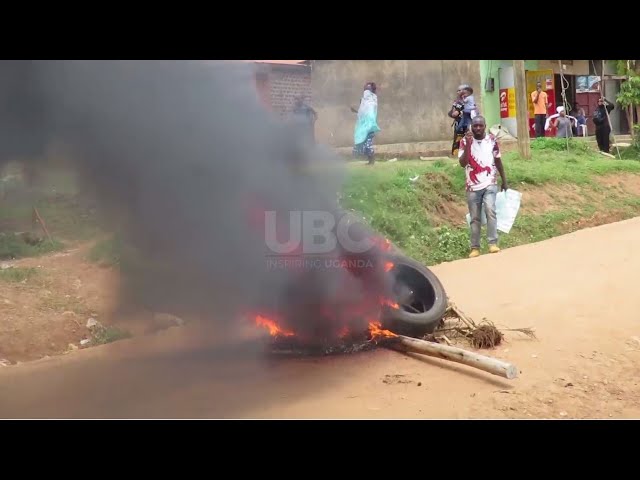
<box><xmin>428</xmin><ymin>301</ymin><xmax>537</xmax><ymax>349</ymax></box>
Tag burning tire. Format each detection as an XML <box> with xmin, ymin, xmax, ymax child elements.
<box><xmin>382</xmin><ymin>253</ymin><xmax>448</xmax><ymax>336</ymax></box>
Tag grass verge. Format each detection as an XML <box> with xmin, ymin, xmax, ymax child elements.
<box><xmin>342</xmin><ymin>140</ymin><xmax>640</xmax><ymax>264</ymax></box>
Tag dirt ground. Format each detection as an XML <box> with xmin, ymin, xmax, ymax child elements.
<box><xmin>0</xmin><ymin>244</ymin><xmax>182</xmax><ymax>363</ymax></box>
<box><xmin>1</xmin><ymin>216</ymin><xmax>639</xmax><ymax>419</ymax></box>
<box><xmin>0</xmin><ymin>247</ymin><xmax>115</xmax><ymax>362</ymax></box>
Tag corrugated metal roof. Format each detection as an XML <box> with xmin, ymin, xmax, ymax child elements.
<box><xmin>196</xmin><ymin>60</ymin><xmax>309</xmax><ymax>69</ymax></box>
<box><xmin>244</xmin><ymin>60</ymin><xmax>308</xmax><ymax>66</ymax></box>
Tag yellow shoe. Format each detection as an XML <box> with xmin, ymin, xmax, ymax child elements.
<box><xmin>489</xmin><ymin>244</ymin><xmax>501</xmax><ymax>254</ymax></box>
<box><xmin>469</xmin><ymin>249</ymin><xmax>481</xmax><ymax>258</ymax></box>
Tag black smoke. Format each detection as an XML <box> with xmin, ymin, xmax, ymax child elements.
<box><xmin>0</xmin><ymin>60</ymin><xmax>388</xmax><ymax>345</ymax></box>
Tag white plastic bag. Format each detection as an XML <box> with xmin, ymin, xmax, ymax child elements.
<box><xmin>465</xmin><ymin>189</ymin><xmax>522</xmax><ymax>234</ymax></box>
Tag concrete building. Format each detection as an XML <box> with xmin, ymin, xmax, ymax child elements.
<box><xmin>480</xmin><ymin>60</ymin><xmax>629</xmax><ymax>137</ymax></box>
<box><xmin>240</xmin><ymin>60</ymin><xmax>627</xmax><ymax>153</ymax></box>
<box><xmin>243</xmin><ymin>60</ymin><xmax>312</xmax><ymax>115</ymax></box>
<box><xmin>310</xmin><ymin>60</ymin><xmax>480</xmax><ymax>148</ymax></box>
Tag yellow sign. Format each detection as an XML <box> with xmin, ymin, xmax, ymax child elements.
<box><xmin>507</xmin><ymin>88</ymin><xmax>516</xmax><ymax>118</ymax></box>
<box><xmin>526</xmin><ymin>69</ymin><xmax>555</xmax><ymax>118</ymax></box>
<box><xmin>500</xmin><ymin>88</ymin><xmax>517</xmax><ymax>118</ymax></box>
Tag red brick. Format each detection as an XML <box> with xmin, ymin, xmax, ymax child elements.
<box><xmin>268</xmin><ymin>68</ymin><xmax>312</xmax><ymax>116</ymax></box>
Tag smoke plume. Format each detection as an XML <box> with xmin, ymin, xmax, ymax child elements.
<box><xmin>0</xmin><ymin>60</ymin><xmax>388</xmax><ymax>345</ymax></box>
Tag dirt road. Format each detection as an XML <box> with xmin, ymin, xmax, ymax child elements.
<box><xmin>1</xmin><ymin>217</ymin><xmax>640</xmax><ymax>419</ymax></box>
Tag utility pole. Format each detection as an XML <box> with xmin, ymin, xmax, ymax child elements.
<box><xmin>513</xmin><ymin>60</ymin><xmax>531</xmax><ymax>159</ymax></box>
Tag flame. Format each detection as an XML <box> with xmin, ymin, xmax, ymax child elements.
<box><xmin>381</xmin><ymin>298</ymin><xmax>400</xmax><ymax>310</ymax></box>
<box><xmin>368</xmin><ymin>321</ymin><xmax>397</xmax><ymax>340</ymax></box>
<box><xmin>384</xmin><ymin>261</ymin><xmax>394</xmax><ymax>272</ymax></box>
<box><xmin>338</xmin><ymin>326</ymin><xmax>350</xmax><ymax>338</ymax></box>
<box><xmin>372</xmin><ymin>236</ymin><xmax>392</xmax><ymax>252</ymax></box>
<box><xmin>255</xmin><ymin>315</ymin><xmax>295</xmax><ymax>337</ymax></box>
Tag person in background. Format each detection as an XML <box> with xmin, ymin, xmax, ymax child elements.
<box><xmin>449</xmin><ymin>84</ymin><xmax>478</xmax><ymax>156</ymax></box>
<box><xmin>461</xmin><ymin>85</ymin><xmax>479</xmax><ymax>120</ymax></box>
<box><xmin>291</xmin><ymin>96</ymin><xmax>317</xmax><ymax>145</ymax></box>
<box><xmin>551</xmin><ymin>106</ymin><xmax>576</xmax><ymax>138</ymax></box>
<box><xmin>570</xmin><ymin>101</ymin><xmax>586</xmax><ymax>136</ymax></box>
<box><xmin>351</xmin><ymin>82</ymin><xmax>381</xmax><ymax>165</ymax></box>
<box><xmin>593</xmin><ymin>97</ymin><xmax>615</xmax><ymax>154</ymax></box>
<box><xmin>458</xmin><ymin>115</ymin><xmax>508</xmax><ymax>258</ymax></box>
<box><xmin>448</xmin><ymin>86</ymin><xmax>465</xmax><ymax>156</ymax></box>
<box><xmin>531</xmin><ymin>82</ymin><xmax>550</xmax><ymax>138</ymax></box>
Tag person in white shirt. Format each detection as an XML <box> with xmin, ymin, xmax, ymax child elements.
<box><xmin>458</xmin><ymin>116</ymin><xmax>509</xmax><ymax>258</ymax></box>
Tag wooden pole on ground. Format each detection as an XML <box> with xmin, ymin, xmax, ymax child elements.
<box><xmin>386</xmin><ymin>335</ymin><xmax>519</xmax><ymax>380</ymax></box>
<box><xmin>513</xmin><ymin>60</ymin><xmax>531</xmax><ymax>160</ymax></box>
<box><xmin>601</xmin><ymin>59</ymin><xmax>622</xmax><ymax>160</ymax></box>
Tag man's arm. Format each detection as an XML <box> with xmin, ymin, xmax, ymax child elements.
<box><xmin>458</xmin><ymin>131</ymin><xmax>473</xmax><ymax>167</ymax></box>
<box><xmin>604</xmin><ymin>98</ymin><xmax>615</xmax><ymax>113</ymax></box>
<box><xmin>492</xmin><ymin>139</ymin><xmax>508</xmax><ymax>191</ymax></box>
<box><xmin>495</xmin><ymin>157</ymin><xmax>508</xmax><ymax>191</ymax></box>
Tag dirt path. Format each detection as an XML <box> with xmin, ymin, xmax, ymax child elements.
<box><xmin>0</xmin><ymin>246</ymin><xmax>119</xmax><ymax>362</ymax></box>
<box><xmin>1</xmin><ymin>217</ymin><xmax>640</xmax><ymax>419</ymax></box>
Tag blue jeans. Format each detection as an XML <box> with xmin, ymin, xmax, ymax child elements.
<box><xmin>467</xmin><ymin>184</ymin><xmax>498</xmax><ymax>249</ymax></box>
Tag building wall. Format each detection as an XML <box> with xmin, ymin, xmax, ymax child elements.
<box><xmin>268</xmin><ymin>66</ymin><xmax>312</xmax><ymax>115</ymax></box>
<box><xmin>537</xmin><ymin>60</ymin><xmax>590</xmax><ymax>76</ymax></box>
<box><xmin>311</xmin><ymin>60</ymin><xmax>481</xmax><ymax>147</ymax></box>
<box><xmin>479</xmin><ymin>60</ymin><xmax>539</xmax><ymax>129</ymax></box>
<box><xmin>255</xmin><ymin>72</ymin><xmax>271</xmax><ymax>110</ymax></box>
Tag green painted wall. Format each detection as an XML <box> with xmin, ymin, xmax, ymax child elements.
<box><xmin>479</xmin><ymin>60</ymin><xmax>539</xmax><ymax>128</ymax></box>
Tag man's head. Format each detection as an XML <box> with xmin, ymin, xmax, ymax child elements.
<box><xmin>598</xmin><ymin>97</ymin><xmax>604</xmax><ymax>106</ymax></box>
<box><xmin>557</xmin><ymin>106</ymin><xmax>566</xmax><ymax>117</ymax></box>
<box><xmin>471</xmin><ymin>115</ymin><xmax>486</xmax><ymax>139</ymax></box>
<box><xmin>294</xmin><ymin>96</ymin><xmax>304</xmax><ymax>107</ymax></box>
<box><xmin>458</xmin><ymin>84</ymin><xmax>473</xmax><ymax>97</ymax></box>
<box><xmin>365</xmin><ymin>82</ymin><xmax>377</xmax><ymax>93</ymax></box>
<box><xmin>536</xmin><ymin>82</ymin><xmax>542</xmax><ymax>92</ymax></box>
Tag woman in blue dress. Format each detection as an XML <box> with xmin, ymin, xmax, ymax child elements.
<box><xmin>351</xmin><ymin>82</ymin><xmax>381</xmax><ymax>165</ymax></box>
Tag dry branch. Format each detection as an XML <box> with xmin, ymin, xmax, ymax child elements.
<box><xmin>441</xmin><ymin>301</ymin><xmax>536</xmax><ymax>348</ymax></box>
<box><xmin>32</xmin><ymin>207</ymin><xmax>53</xmax><ymax>242</ymax></box>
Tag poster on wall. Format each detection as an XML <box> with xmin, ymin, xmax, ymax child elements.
<box><xmin>526</xmin><ymin>69</ymin><xmax>556</xmax><ymax>137</ymax></box>
<box><xmin>577</xmin><ymin>75</ymin><xmax>601</xmax><ymax>92</ymax></box>
<box><xmin>499</xmin><ymin>88</ymin><xmax>516</xmax><ymax>118</ymax></box>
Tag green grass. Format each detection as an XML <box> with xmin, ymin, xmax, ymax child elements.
<box><xmin>0</xmin><ymin>267</ymin><xmax>39</xmax><ymax>283</ymax></box>
<box><xmin>342</xmin><ymin>143</ymin><xmax>640</xmax><ymax>265</ymax></box>
<box><xmin>619</xmin><ymin>146</ymin><xmax>640</xmax><ymax>160</ymax></box>
<box><xmin>0</xmin><ymin>234</ymin><xmax>64</xmax><ymax>260</ymax></box>
<box><xmin>88</xmin><ymin>235</ymin><xmax>122</xmax><ymax>267</ymax></box>
<box><xmin>91</xmin><ymin>325</ymin><xmax>132</xmax><ymax>345</ymax></box>
<box><xmin>0</xmin><ymin>164</ymin><xmax>102</xmax><ymax>260</ymax></box>
<box><xmin>3</xmin><ymin>143</ymin><xmax>640</xmax><ymax>268</ymax></box>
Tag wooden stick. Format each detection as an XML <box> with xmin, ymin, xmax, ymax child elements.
<box><xmin>32</xmin><ymin>207</ymin><xmax>53</xmax><ymax>242</ymax></box>
<box><xmin>447</xmin><ymin>302</ymin><xmax>476</xmax><ymax>330</ymax></box>
<box><xmin>387</xmin><ymin>335</ymin><xmax>519</xmax><ymax>380</ymax></box>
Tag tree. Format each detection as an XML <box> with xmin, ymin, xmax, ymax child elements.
<box><xmin>613</xmin><ymin>60</ymin><xmax>640</xmax><ymax>140</ymax></box>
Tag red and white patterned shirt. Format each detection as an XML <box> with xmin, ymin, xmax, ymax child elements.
<box><xmin>458</xmin><ymin>133</ymin><xmax>501</xmax><ymax>192</ymax></box>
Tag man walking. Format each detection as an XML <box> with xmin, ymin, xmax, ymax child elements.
<box><xmin>458</xmin><ymin>116</ymin><xmax>508</xmax><ymax>258</ymax></box>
